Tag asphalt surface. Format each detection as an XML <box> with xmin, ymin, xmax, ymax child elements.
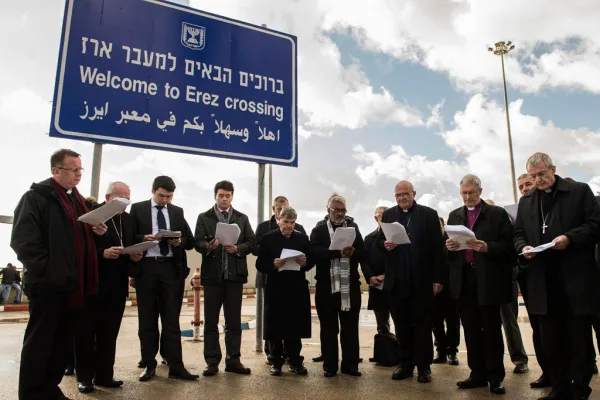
<box><xmin>1</xmin><ymin>295</ymin><xmax>599</xmax><ymax>399</ymax></box>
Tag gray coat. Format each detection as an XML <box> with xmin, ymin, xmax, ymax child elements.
<box><xmin>194</xmin><ymin>206</ymin><xmax>256</xmax><ymax>285</ymax></box>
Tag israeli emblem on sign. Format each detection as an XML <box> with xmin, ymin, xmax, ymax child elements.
<box><xmin>181</xmin><ymin>22</ymin><xmax>206</xmax><ymax>50</ymax></box>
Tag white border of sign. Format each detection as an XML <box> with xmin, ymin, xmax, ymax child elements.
<box><xmin>53</xmin><ymin>0</ymin><xmax>297</xmax><ymax>165</ymax></box>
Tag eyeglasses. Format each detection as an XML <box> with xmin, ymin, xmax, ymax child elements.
<box><xmin>529</xmin><ymin>169</ymin><xmax>550</xmax><ymax>180</ymax></box>
<box><xmin>329</xmin><ymin>208</ymin><xmax>347</xmax><ymax>214</ymax></box>
<box><xmin>461</xmin><ymin>191</ymin><xmax>479</xmax><ymax>197</ymax></box>
<box><xmin>394</xmin><ymin>192</ymin><xmax>413</xmax><ymax>199</ymax></box>
<box><xmin>55</xmin><ymin>167</ymin><xmax>84</xmax><ymax>173</ymax></box>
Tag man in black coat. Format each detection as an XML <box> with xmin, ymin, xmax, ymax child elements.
<box><xmin>11</xmin><ymin>149</ymin><xmax>108</xmax><ymax>400</ymax></box>
<box><xmin>253</xmin><ymin>195</ymin><xmax>306</xmax><ymax>365</ymax></box>
<box><xmin>514</xmin><ymin>153</ymin><xmax>600</xmax><ymax>400</ymax></box>
<box><xmin>130</xmin><ymin>176</ymin><xmax>197</xmax><ymax>382</ymax></box>
<box><xmin>256</xmin><ymin>206</ymin><xmax>313</xmax><ymax>376</ymax></box>
<box><xmin>362</xmin><ymin>206</ymin><xmax>391</xmax><ymax>336</ymax></box>
<box><xmin>72</xmin><ymin>181</ymin><xmax>143</xmax><ymax>393</ymax></box>
<box><xmin>376</xmin><ymin>180</ymin><xmax>444</xmax><ymax>384</ymax></box>
<box><xmin>194</xmin><ymin>180</ymin><xmax>256</xmax><ymax>377</ymax></box>
<box><xmin>310</xmin><ymin>193</ymin><xmax>366</xmax><ymax>377</ymax></box>
<box><xmin>446</xmin><ymin>175</ymin><xmax>514</xmax><ymax>395</ymax></box>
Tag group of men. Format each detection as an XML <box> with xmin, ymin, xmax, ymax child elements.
<box><xmin>10</xmin><ymin>148</ymin><xmax>600</xmax><ymax>400</ymax></box>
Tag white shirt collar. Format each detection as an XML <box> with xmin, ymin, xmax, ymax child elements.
<box><xmin>151</xmin><ymin>199</ymin><xmax>167</xmax><ymax>208</ymax></box>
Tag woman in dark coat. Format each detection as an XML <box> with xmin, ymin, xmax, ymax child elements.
<box><xmin>256</xmin><ymin>206</ymin><xmax>314</xmax><ymax>376</ymax></box>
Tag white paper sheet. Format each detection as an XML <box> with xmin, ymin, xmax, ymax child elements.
<box><xmin>445</xmin><ymin>225</ymin><xmax>477</xmax><ymax>251</ymax></box>
<box><xmin>215</xmin><ymin>222</ymin><xmax>241</xmax><ymax>245</ymax></box>
<box><xmin>279</xmin><ymin>248</ymin><xmax>305</xmax><ymax>272</ymax></box>
<box><xmin>380</xmin><ymin>222</ymin><xmax>411</xmax><ymax>245</ymax></box>
<box><xmin>328</xmin><ymin>227</ymin><xmax>356</xmax><ymax>250</ymax></box>
<box><xmin>121</xmin><ymin>241</ymin><xmax>159</xmax><ymax>254</ymax></box>
<box><xmin>154</xmin><ymin>230</ymin><xmax>182</xmax><ymax>239</ymax></box>
<box><xmin>77</xmin><ymin>197</ymin><xmax>130</xmax><ymax>225</ymax></box>
<box><xmin>519</xmin><ymin>241</ymin><xmax>555</xmax><ymax>255</ymax></box>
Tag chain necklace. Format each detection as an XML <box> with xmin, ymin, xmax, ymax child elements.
<box><xmin>111</xmin><ymin>215</ymin><xmax>124</xmax><ymax>247</ymax></box>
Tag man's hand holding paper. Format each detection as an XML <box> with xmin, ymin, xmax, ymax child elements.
<box><xmin>380</xmin><ymin>222</ymin><xmax>411</xmax><ymax>245</ymax></box>
<box><xmin>445</xmin><ymin>225</ymin><xmax>477</xmax><ymax>251</ymax></box>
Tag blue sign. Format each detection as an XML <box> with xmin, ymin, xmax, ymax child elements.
<box><xmin>50</xmin><ymin>0</ymin><xmax>298</xmax><ymax>167</ymax></box>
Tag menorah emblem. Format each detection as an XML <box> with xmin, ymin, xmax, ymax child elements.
<box><xmin>181</xmin><ymin>22</ymin><xmax>206</xmax><ymax>50</ymax></box>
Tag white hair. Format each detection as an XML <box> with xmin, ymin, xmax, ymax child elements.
<box><xmin>106</xmin><ymin>181</ymin><xmax>131</xmax><ymax>195</ymax></box>
<box><xmin>526</xmin><ymin>152</ymin><xmax>554</xmax><ymax>170</ymax></box>
<box><xmin>460</xmin><ymin>174</ymin><xmax>482</xmax><ymax>189</ymax></box>
<box><xmin>327</xmin><ymin>193</ymin><xmax>346</xmax><ymax>209</ymax></box>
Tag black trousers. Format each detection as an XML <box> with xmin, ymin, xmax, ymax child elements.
<box><xmin>538</xmin><ymin>304</ymin><xmax>594</xmax><ymax>397</ymax></box>
<box><xmin>391</xmin><ymin>290</ymin><xmax>433</xmax><ymax>369</ymax></box>
<box><xmin>203</xmin><ymin>281</ymin><xmax>243</xmax><ymax>366</ymax></box>
<box><xmin>159</xmin><ymin>270</ymin><xmax>186</xmax><ymax>361</ymax></box>
<box><xmin>374</xmin><ymin>308</ymin><xmax>391</xmax><ymax>334</ymax></box>
<box><xmin>271</xmin><ymin>338</ymin><xmax>302</xmax><ymax>368</ymax></box>
<box><xmin>19</xmin><ymin>293</ymin><xmax>72</xmax><ymax>400</ymax></box>
<box><xmin>136</xmin><ymin>258</ymin><xmax>183</xmax><ymax>368</ymax></box>
<box><xmin>315</xmin><ymin>282</ymin><xmax>361</xmax><ymax>373</ymax></box>
<box><xmin>73</xmin><ymin>295</ymin><xmax>126</xmax><ymax>382</ymax></box>
<box><xmin>459</xmin><ymin>267</ymin><xmax>505</xmax><ymax>382</ymax></box>
<box><xmin>519</xmin><ymin>270</ymin><xmax>546</xmax><ymax>374</ymax></box>
<box><xmin>432</xmin><ymin>289</ymin><xmax>460</xmax><ymax>355</ymax></box>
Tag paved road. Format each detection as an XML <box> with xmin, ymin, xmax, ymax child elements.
<box><xmin>0</xmin><ymin>296</ymin><xmax>598</xmax><ymax>399</ymax></box>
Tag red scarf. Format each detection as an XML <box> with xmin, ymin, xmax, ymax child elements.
<box><xmin>51</xmin><ymin>178</ymin><xmax>99</xmax><ymax>308</ymax></box>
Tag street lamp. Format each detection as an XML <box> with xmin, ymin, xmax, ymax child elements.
<box><xmin>489</xmin><ymin>41</ymin><xmax>518</xmax><ymax>204</ymax></box>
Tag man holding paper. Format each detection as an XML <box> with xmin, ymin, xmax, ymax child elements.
<box><xmin>256</xmin><ymin>206</ymin><xmax>312</xmax><ymax>376</ymax></box>
<box><xmin>130</xmin><ymin>176</ymin><xmax>197</xmax><ymax>382</ymax></box>
<box><xmin>377</xmin><ymin>180</ymin><xmax>445</xmax><ymax>384</ymax></box>
<box><xmin>194</xmin><ymin>180</ymin><xmax>257</xmax><ymax>377</ymax></box>
<box><xmin>72</xmin><ymin>181</ymin><xmax>142</xmax><ymax>392</ymax></box>
<box><xmin>446</xmin><ymin>174</ymin><xmax>514</xmax><ymax>395</ymax></box>
<box><xmin>11</xmin><ymin>149</ymin><xmax>107</xmax><ymax>400</ymax></box>
<box><xmin>310</xmin><ymin>194</ymin><xmax>366</xmax><ymax>377</ymax></box>
<box><xmin>514</xmin><ymin>153</ymin><xmax>600</xmax><ymax>400</ymax></box>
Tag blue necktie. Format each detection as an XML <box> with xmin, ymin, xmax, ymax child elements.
<box><xmin>155</xmin><ymin>205</ymin><xmax>169</xmax><ymax>256</ymax></box>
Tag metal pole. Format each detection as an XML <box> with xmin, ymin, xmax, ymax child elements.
<box><xmin>268</xmin><ymin>164</ymin><xmax>273</xmax><ymax>211</ymax></box>
<box><xmin>256</xmin><ymin>162</ymin><xmax>265</xmax><ymax>353</ymax></box>
<box><xmin>500</xmin><ymin>53</ymin><xmax>518</xmax><ymax>204</ymax></box>
<box><xmin>90</xmin><ymin>142</ymin><xmax>103</xmax><ymax>199</ymax></box>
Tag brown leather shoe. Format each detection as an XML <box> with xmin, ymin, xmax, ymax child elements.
<box><xmin>202</xmin><ymin>364</ymin><xmax>219</xmax><ymax>376</ymax></box>
<box><xmin>225</xmin><ymin>361</ymin><xmax>251</xmax><ymax>375</ymax></box>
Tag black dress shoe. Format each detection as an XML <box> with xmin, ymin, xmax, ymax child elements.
<box><xmin>169</xmin><ymin>366</ymin><xmax>199</xmax><ymax>380</ymax></box>
<box><xmin>513</xmin><ymin>364</ymin><xmax>529</xmax><ymax>374</ymax></box>
<box><xmin>457</xmin><ymin>377</ymin><xmax>488</xmax><ymax>389</ymax></box>
<box><xmin>94</xmin><ymin>378</ymin><xmax>124</xmax><ymax>388</ymax></box>
<box><xmin>139</xmin><ymin>367</ymin><xmax>156</xmax><ymax>382</ymax></box>
<box><xmin>341</xmin><ymin>368</ymin><xmax>361</xmax><ymax>377</ymax></box>
<box><xmin>432</xmin><ymin>352</ymin><xmax>447</xmax><ymax>364</ymax></box>
<box><xmin>391</xmin><ymin>365</ymin><xmax>414</xmax><ymax>380</ymax></box>
<box><xmin>530</xmin><ymin>374</ymin><xmax>552</xmax><ymax>388</ymax></box>
<box><xmin>77</xmin><ymin>381</ymin><xmax>95</xmax><ymax>393</ymax></box>
<box><xmin>538</xmin><ymin>389</ymin><xmax>571</xmax><ymax>400</ymax></box>
<box><xmin>358</xmin><ymin>358</ymin><xmax>363</xmax><ymax>363</ymax></box>
<box><xmin>369</xmin><ymin>357</ymin><xmax>376</xmax><ymax>362</ymax></box>
<box><xmin>323</xmin><ymin>370</ymin><xmax>337</xmax><ymax>378</ymax></box>
<box><xmin>270</xmin><ymin>365</ymin><xmax>282</xmax><ymax>376</ymax></box>
<box><xmin>448</xmin><ymin>353</ymin><xmax>459</xmax><ymax>366</ymax></box>
<box><xmin>266</xmin><ymin>358</ymin><xmax>274</xmax><ymax>365</ymax></box>
<box><xmin>203</xmin><ymin>364</ymin><xmax>219</xmax><ymax>376</ymax></box>
<box><xmin>289</xmin><ymin>364</ymin><xmax>308</xmax><ymax>375</ymax></box>
<box><xmin>137</xmin><ymin>360</ymin><xmax>146</xmax><ymax>369</ymax></box>
<box><xmin>417</xmin><ymin>368</ymin><xmax>432</xmax><ymax>383</ymax></box>
<box><xmin>64</xmin><ymin>365</ymin><xmax>75</xmax><ymax>376</ymax></box>
<box><xmin>312</xmin><ymin>354</ymin><xmax>324</xmax><ymax>362</ymax></box>
<box><xmin>225</xmin><ymin>362</ymin><xmax>251</xmax><ymax>375</ymax></box>
<box><xmin>490</xmin><ymin>381</ymin><xmax>506</xmax><ymax>395</ymax></box>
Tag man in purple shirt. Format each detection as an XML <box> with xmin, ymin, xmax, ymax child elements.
<box><xmin>446</xmin><ymin>174</ymin><xmax>515</xmax><ymax>395</ymax></box>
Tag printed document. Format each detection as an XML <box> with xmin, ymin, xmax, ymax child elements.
<box><xmin>329</xmin><ymin>227</ymin><xmax>356</xmax><ymax>250</ymax></box>
<box><xmin>445</xmin><ymin>225</ymin><xmax>476</xmax><ymax>251</ymax></box>
<box><xmin>215</xmin><ymin>222</ymin><xmax>241</xmax><ymax>245</ymax></box>
<box><xmin>78</xmin><ymin>197</ymin><xmax>130</xmax><ymax>225</ymax></box>
<box><xmin>380</xmin><ymin>222</ymin><xmax>411</xmax><ymax>245</ymax></box>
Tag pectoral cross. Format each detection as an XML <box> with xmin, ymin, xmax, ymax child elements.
<box><xmin>542</xmin><ymin>222</ymin><xmax>548</xmax><ymax>234</ymax></box>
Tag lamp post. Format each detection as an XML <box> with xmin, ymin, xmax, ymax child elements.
<box><xmin>489</xmin><ymin>41</ymin><xmax>518</xmax><ymax>204</ymax></box>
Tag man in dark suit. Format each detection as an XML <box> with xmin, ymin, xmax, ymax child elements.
<box><xmin>72</xmin><ymin>181</ymin><xmax>143</xmax><ymax>393</ymax></box>
<box><xmin>362</xmin><ymin>206</ymin><xmax>390</xmax><ymax>337</ymax></box>
<box><xmin>515</xmin><ymin>153</ymin><xmax>600</xmax><ymax>400</ymax></box>
<box><xmin>253</xmin><ymin>195</ymin><xmax>306</xmax><ymax>365</ymax></box>
<box><xmin>376</xmin><ymin>180</ymin><xmax>445</xmax><ymax>384</ymax></box>
<box><xmin>194</xmin><ymin>180</ymin><xmax>257</xmax><ymax>377</ymax></box>
<box><xmin>130</xmin><ymin>175</ymin><xmax>197</xmax><ymax>382</ymax></box>
<box><xmin>446</xmin><ymin>175</ymin><xmax>515</xmax><ymax>395</ymax></box>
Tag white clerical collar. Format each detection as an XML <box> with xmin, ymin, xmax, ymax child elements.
<box><xmin>66</xmin><ymin>189</ymin><xmax>72</xmax><ymax>194</ymax></box>
<box><xmin>402</xmin><ymin>209</ymin><xmax>409</xmax><ymax>213</ymax></box>
<box><xmin>544</xmin><ymin>189</ymin><xmax>552</xmax><ymax>193</ymax></box>
<box><xmin>467</xmin><ymin>206</ymin><xmax>475</xmax><ymax>211</ymax></box>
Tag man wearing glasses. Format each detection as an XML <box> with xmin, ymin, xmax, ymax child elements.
<box><xmin>11</xmin><ymin>149</ymin><xmax>108</xmax><ymax>400</ymax></box>
<box><xmin>377</xmin><ymin>181</ymin><xmax>445</xmax><ymax>384</ymax></box>
<box><xmin>514</xmin><ymin>153</ymin><xmax>600</xmax><ymax>400</ymax></box>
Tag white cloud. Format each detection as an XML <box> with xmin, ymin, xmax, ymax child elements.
<box><xmin>0</xmin><ymin>88</ymin><xmax>51</xmax><ymax>127</ymax></box>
